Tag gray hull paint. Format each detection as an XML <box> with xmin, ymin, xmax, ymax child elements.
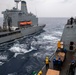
<box><xmin>40</xmin><ymin>20</ymin><xmax>76</xmax><ymax>75</ymax></box>
<box><xmin>0</xmin><ymin>0</ymin><xmax>46</xmax><ymax>44</ymax></box>
<box><xmin>61</xmin><ymin>24</ymin><xmax>76</xmax><ymax>50</ymax></box>
<box><xmin>0</xmin><ymin>25</ymin><xmax>45</xmax><ymax>44</ymax></box>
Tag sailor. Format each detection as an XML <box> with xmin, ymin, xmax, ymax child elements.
<box><xmin>38</xmin><ymin>70</ymin><xmax>42</xmax><ymax>75</ymax></box>
<box><xmin>45</xmin><ymin>56</ymin><xmax>50</xmax><ymax>71</ymax></box>
<box><xmin>7</xmin><ymin>16</ymin><xmax>12</xmax><ymax>31</ymax></box>
<box><xmin>63</xmin><ymin>48</ymin><xmax>67</xmax><ymax>60</ymax></box>
<box><xmin>66</xmin><ymin>19</ymin><xmax>71</xmax><ymax>25</ymax></box>
<box><xmin>70</xmin><ymin>17</ymin><xmax>74</xmax><ymax>25</ymax></box>
<box><xmin>53</xmin><ymin>57</ymin><xmax>57</xmax><ymax>69</ymax></box>
<box><xmin>58</xmin><ymin>57</ymin><xmax>62</xmax><ymax>71</ymax></box>
<box><xmin>63</xmin><ymin>48</ymin><xmax>67</xmax><ymax>53</ymax></box>
<box><xmin>69</xmin><ymin>60</ymin><xmax>76</xmax><ymax>75</ymax></box>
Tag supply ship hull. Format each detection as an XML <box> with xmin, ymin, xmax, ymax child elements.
<box><xmin>0</xmin><ymin>25</ymin><xmax>45</xmax><ymax>44</ymax></box>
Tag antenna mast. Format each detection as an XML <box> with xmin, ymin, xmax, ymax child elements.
<box><xmin>14</xmin><ymin>0</ymin><xmax>21</xmax><ymax>9</ymax></box>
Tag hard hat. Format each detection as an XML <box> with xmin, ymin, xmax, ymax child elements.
<box><xmin>58</xmin><ymin>41</ymin><xmax>60</xmax><ymax>43</ymax></box>
<box><xmin>71</xmin><ymin>60</ymin><xmax>75</xmax><ymax>63</ymax></box>
<box><xmin>46</xmin><ymin>56</ymin><xmax>49</xmax><ymax>59</ymax></box>
<box><xmin>39</xmin><ymin>70</ymin><xmax>42</xmax><ymax>74</ymax></box>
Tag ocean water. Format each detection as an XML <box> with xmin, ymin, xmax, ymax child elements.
<box><xmin>0</xmin><ymin>18</ymin><xmax>67</xmax><ymax>75</ymax></box>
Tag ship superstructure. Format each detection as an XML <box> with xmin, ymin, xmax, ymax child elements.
<box><xmin>0</xmin><ymin>0</ymin><xmax>45</xmax><ymax>44</ymax></box>
<box><xmin>2</xmin><ymin>0</ymin><xmax>38</xmax><ymax>28</ymax></box>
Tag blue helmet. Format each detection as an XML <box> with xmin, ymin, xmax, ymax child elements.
<box><xmin>53</xmin><ymin>57</ymin><xmax>56</xmax><ymax>61</ymax></box>
<box><xmin>71</xmin><ymin>60</ymin><xmax>75</xmax><ymax>64</ymax></box>
<box><xmin>53</xmin><ymin>57</ymin><xmax>56</xmax><ymax>60</ymax></box>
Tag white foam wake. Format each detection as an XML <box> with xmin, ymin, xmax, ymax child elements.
<box><xmin>9</xmin><ymin>43</ymin><xmax>36</xmax><ymax>57</ymax></box>
<box><xmin>43</xmin><ymin>35</ymin><xmax>59</xmax><ymax>41</ymax></box>
<box><xmin>53</xmin><ymin>31</ymin><xmax>62</xmax><ymax>36</ymax></box>
<box><xmin>0</xmin><ymin>55</ymin><xmax>7</xmax><ymax>60</ymax></box>
<box><xmin>0</xmin><ymin>62</ymin><xmax>4</xmax><ymax>66</ymax></box>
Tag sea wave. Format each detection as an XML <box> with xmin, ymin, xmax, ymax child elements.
<box><xmin>0</xmin><ymin>18</ymin><xmax>67</xmax><ymax>75</ymax></box>
<box><xmin>43</xmin><ymin>34</ymin><xmax>59</xmax><ymax>41</ymax></box>
<box><xmin>0</xmin><ymin>62</ymin><xmax>4</xmax><ymax>66</ymax></box>
<box><xmin>9</xmin><ymin>43</ymin><xmax>36</xmax><ymax>57</ymax></box>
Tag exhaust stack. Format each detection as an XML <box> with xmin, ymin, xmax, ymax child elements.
<box><xmin>21</xmin><ymin>1</ymin><xmax>28</xmax><ymax>14</ymax></box>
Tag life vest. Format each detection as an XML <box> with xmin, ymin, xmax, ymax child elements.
<box><xmin>57</xmin><ymin>41</ymin><xmax>61</xmax><ymax>48</ymax></box>
<box><xmin>45</xmin><ymin>59</ymin><xmax>49</xmax><ymax>64</ymax></box>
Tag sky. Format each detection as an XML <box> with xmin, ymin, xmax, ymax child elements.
<box><xmin>0</xmin><ymin>0</ymin><xmax>76</xmax><ymax>17</ymax></box>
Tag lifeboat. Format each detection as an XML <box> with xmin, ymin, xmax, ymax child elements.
<box><xmin>19</xmin><ymin>21</ymin><xmax>32</xmax><ymax>26</ymax></box>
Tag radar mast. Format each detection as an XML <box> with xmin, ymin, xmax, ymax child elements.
<box><xmin>14</xmin><ymin>0</ymin><xmax>21</xmax><ymax>9</ymax></box>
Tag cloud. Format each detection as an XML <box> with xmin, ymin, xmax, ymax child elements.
<box><xmin>62</xmin><ymin>0</ymin><xmax>70</xmax><ymax>1</ymax></box>
<box><xmin>61</xmin><ymin>0</ymin><xmax>75</xmax><ymax>3</ymax></box>
<box><xmin>0</xmin><ymin>0</ymin><xmax>76</xmax><ymax>17</ymax></box>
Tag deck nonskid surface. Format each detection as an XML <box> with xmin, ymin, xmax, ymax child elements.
<box><xmin>42</xmin><ymin>51</ymin><xmax>74</xmax><ymax>75</ymax></box>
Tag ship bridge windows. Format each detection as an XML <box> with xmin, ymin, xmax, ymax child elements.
<box><xmin>18</xmin><ymin>12</ymin><xmax>22</xmax><ymax>16</ymax></box>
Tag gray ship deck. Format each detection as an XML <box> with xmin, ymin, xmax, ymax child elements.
<box><xmin>42</xmin><ymin>51</ymin><xmax>75</xmax><ymax>75</ymax></box>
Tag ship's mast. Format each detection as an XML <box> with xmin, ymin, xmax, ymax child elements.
<box><xmin>14</xmin><ymin>0</ymin><xmax>21</xmax><ymax>9</ymax></box>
